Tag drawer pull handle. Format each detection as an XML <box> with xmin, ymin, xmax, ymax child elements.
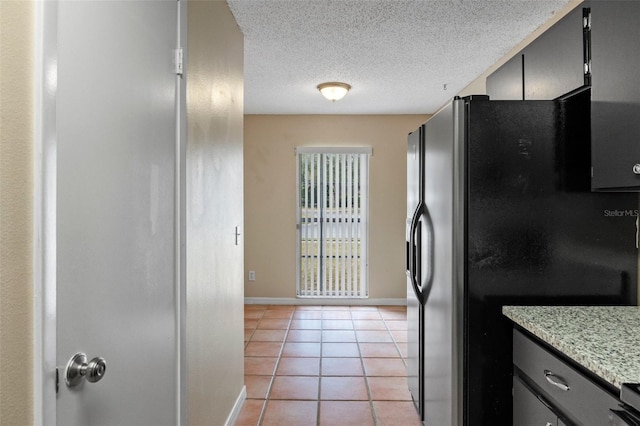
<box><xmin>544</xmin><ymin>370</ymin><xmax>570</xmax><ymax>391</ymax></box>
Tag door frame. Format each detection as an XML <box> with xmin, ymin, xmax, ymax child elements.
<box><xmin>32</xmin><ymin>2</ymin><xmax>187</xmax><ymax>424</ymax></box>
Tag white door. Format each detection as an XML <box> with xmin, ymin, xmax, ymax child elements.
<box><xmin>55</xmin><ymin>1</ymin><xmax>181</xmax><ymax>424</ymax></box>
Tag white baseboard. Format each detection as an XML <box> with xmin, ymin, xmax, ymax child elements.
<box><xmin>225</xmin><ymin>385</ymin><xmax>246</xmax><ymax>426</ymax></box>
<box><xmin>244</xmin><ymin>297</ymin><xmax>406</xmax><ymax>306</ymax></box>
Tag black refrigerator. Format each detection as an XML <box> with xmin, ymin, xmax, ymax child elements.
<box><xmin>405</xmin><ymin>92</ymin><xmax>638</xmax><ymax>425</ymax></box>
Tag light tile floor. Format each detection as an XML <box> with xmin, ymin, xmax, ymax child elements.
<box><xmin>236</xmin><ymin>305</ymin><xmax>422</xmax><ymax>426</ymax></box>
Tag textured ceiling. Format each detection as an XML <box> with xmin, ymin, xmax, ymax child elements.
<box><xmin>227</xmin><ymin>0</ymin><xmax>573</xmax><ymax>115</ymax></box>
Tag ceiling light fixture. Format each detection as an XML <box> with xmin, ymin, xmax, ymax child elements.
<box><xmin>317</xmin><ymin>82</ymin><xmax>351</xmax><ymax>102</ymax></box>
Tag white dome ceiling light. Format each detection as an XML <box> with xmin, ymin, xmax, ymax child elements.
<box><xmin>317</xmin><ymin>82</ymin><xmax>351</xmax><ymax>102</ymax></box>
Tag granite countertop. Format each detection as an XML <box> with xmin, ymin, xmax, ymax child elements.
<box><xmin>502</xmin><ymin>305</ymin><xmax>640</xmax><ymax>389</ymax></box>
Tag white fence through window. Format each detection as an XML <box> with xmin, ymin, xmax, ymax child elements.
<box><xmin>296</xmin><ymin>147</ymin><xmax>370</xmax><ymax>298</ymax></box>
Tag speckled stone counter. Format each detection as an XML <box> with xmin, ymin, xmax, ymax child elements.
<box><xmin>502</xmin><ymin>306</ymin><xmax>640</xmax><ymax>389</ymax></box>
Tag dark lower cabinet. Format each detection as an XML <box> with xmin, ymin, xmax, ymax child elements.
<box><xmin>513</xmin><ymin>329</ymin><xmax>621</xmax><ymax>426</ymax></box>
<box><xmin>513</xmin><ymin>375</ymin><xmax>559</xmax><ymax>426</ymax></box>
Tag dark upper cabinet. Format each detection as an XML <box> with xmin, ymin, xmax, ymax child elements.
<box><xmin>523</xmin><ymin>5</ymin><xmax>587</xmax><ymax>100</ymax></box>
<box><xmin>487</xmin><ymin>5</ymin><xmax>587</xmax><ymax>101</ymax></box>
<box><xmin>590</xmin><ymin>1</ymin><xmax>640</xmax><ymax>191</ymax></box>
<box><xmin>487</xmin><ymin>1</ymin><xmax>640</xmax><ymax>191</ymax></box>
<box><xmin>486</xmin><ymin>54</ymin><xmax>523</xmax><ymax>101</ymax></box>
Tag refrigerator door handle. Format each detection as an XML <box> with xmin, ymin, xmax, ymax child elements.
<box><xmin>409</xmin><ymin>202</ymin><xmax>425</xmax><ymax>305</ymax></box>
<box><xmin>409</xmin><ymin>201</ymin><xmax>435</xmax><ymax>306</ymax></box>
<box><xmin>419</xmin><ymin>205</ymin><xmax>435</xmax><ymax>304</ymax></box>
<box><xmin>406</xmin><ymin>219</ymin><xmax>413</xmax><ymax>275</ymax></box>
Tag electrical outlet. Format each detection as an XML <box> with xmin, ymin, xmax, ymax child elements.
<box><xmin>248</xmin><ymin>270</ymin><xmax>256</xmax><ymax>281</ymax></box>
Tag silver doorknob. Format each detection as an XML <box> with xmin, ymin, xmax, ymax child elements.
<box><xmin>65</xmin><ymin>352</ymin><xmax>107</xmax><ymax>387</ymax></box>
<box><xmin>633</xmin><ymin>163</ymin><xmax>640</xmax><ymax>175</ymax></box>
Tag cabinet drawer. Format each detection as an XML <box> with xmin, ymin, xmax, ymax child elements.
<box><xmin>513</xmin><ymin>329</ymin><xmax>620</xmax><ymax>426</ymax></box>
<box><xmin>513</xmin><ymin>375</ymin><xmax>558</xmax><ymax>426</ymax></box>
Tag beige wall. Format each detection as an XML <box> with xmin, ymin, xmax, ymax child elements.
<box><xmin>186</xmin><ymin>1</ymin><xmax>246</xmax><ymax>424</ymax></box>
<box><xmin>244</xmin><ymin>115</ymin><xmax>428</xmax><ymax>301</ymax></box>
<box><xmin>0</xmin><ymin>2</ymin><xmax>34</xmax><ymax>425</ymax></box>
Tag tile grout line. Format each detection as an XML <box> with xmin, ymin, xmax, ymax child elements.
<box><xmin>316</xmin><ymin>306</ymin><xmax>324</xmax><ymax>426</ymax></box>
<box><xmin>255</xmin><ymin>305</ymin><xmax>295</xmax><ymax>426</ymax></box>
<box><xmin>383</xmin><ymin>312</ymin><xmax>408</xmax><ymax>368</ymax></box>
<box><xmin>353</xmin><ymin>306</ymin><xmax>380</xmax><ymax>426</ymax></box>
<box><xmin>251</xmin><ymin>307</ymin><xmax>270</xmax><ymax>426</ymax></box>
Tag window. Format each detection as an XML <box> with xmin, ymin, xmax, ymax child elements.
<box><xmin>296</xmin><ymin>147</ymin><xmax>371</xmax><ymax>298</ymax></box>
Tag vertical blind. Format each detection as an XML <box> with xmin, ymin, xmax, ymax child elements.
<box><xmin>296</xmin><ymin>147</ymin><xmax>371</xmax><ymax>298</ymax></box>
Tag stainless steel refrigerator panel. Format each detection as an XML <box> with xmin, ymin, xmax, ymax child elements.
<box><xmin>406</xmin><ymin>128</ymin><xmax>422</xmax><ymax>415</ymax></box>
<box><xmin>407</xmin><ymin>278</ymin><xmax>421</xmax><ymax>414</ymax></box>
<box><xmin>422</xmin><ymin>101</ymin><xmax>456</xmax><ymax>426</ymax></box>
<box><xmin>407</xmin><ymin>130</ymin><xmax>421</xmax><ymax>218</ymax></box>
